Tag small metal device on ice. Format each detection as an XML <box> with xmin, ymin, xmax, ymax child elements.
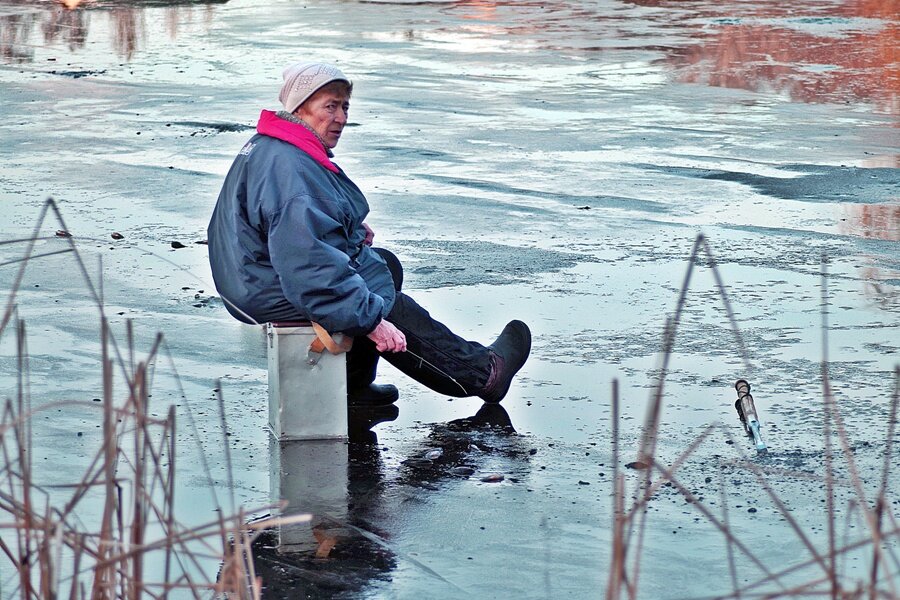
<box><xmin>734</xmin><ymin>379</ymin><xmax>767</xmax><ymax>454</ymax></box>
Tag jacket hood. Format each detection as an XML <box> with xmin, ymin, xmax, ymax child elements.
<box><xmin>256</xmin><ymin>110</ymin><xmax>339</xmax><ymax>173</ymax></box>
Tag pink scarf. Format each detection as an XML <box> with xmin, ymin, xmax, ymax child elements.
<box><xmin>256</xmin><ymin>110</ymin><xmax>339</xmax><ymax>173</ymax></box>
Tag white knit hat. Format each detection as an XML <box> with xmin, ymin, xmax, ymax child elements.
<box><xmin>278</xmin><ymin>62</ymin><xmax>352</xmax><ymax>113</ymax></box>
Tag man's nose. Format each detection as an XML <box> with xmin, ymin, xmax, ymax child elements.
<box><xmin>335</xmin><ymin>108</ymin><xmax>348</xmax><ymax>124</ymax></box>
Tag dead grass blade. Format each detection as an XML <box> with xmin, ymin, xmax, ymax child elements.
<box><xmin>0</xmin><ymin>206</ymin><xmax>290</xmax><ymax>598</ymax></box>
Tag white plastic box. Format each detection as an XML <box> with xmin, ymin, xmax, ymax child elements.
<box><xmin>267</xmin><ymin>322</ymin><xmax>348</xmax><ymax>440</ymax></box>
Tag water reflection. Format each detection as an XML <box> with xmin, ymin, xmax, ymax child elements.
<box><xmin>448</xmin><ymin>0</ymin><xmax>896</xmax><ymax>112</ymax></box>
<box><xmin>840</xmin><ymin>203</ymin><xmax>900</xmax><ymax>309</ymax></box>
<box><xmin>396</xmin><ymin>403</ymin><xmax>518</xmax><ymax>490</ymax></box>
<box><xmin>258</xmin><ymin>433</ymin><xmax>395</xmax><ymax>597</ymax></box>
<box><xmin>41</xmin><ymin>6</ymin><xmax>89</xmax><ymax>51</ymax></box>
<box><xmin>258</xmin><ymin>403</ymin><xmax>520</xmax><ymax>598</ymax></box>
<box><xmin>0</xmin><ymin>0</ymin><xmax>222</xmax><ymax>62</ymax></box>
<box><xmin>842</xmin><ymin>203</ymin><xmax>900</xmax><ymax>242</ymax></box>
<box><xmin>628</xmin><ymin>0</ymin><xmax>898</xmax><ymax>112</ymax></box>
<box><xmin>2</xmin><ymin>0</ymin><xmax>895</xmax><ymax>116</ymax></box>
<box><xmin>2</xmin><ymin>11</ymin><xmax>35</xmax><ymax>62</ymax></box>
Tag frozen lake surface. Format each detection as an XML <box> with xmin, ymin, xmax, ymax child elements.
<box><xmin>0</xmin><ymin>0</ymin><xmax>898</xmax><ymax>597</ymax></box>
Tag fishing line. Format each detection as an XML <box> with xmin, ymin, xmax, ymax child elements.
<box><xmin>402</xmin><ymin>348</ymin><xmax>470</xmax><ymax>396</ymax></box>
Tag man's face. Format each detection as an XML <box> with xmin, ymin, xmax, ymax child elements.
<box><xmin>295</xmin><ymin>83</ymin><xmax>351</xmax><ymax>149</ymax></box>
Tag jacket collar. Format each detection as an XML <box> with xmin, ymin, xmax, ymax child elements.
<box><xmin>256</xmin><ymin>110</ymin><xmax>339</xmax><ymax>173</ymax></box>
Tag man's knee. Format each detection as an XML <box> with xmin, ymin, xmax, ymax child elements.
<box><xmin>374</xmin><ymin>247</ymin><xmax>403</xmax><ymax>291</ymax></box>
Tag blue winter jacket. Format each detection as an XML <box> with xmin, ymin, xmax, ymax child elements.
<box><xmin>207</xmin><ymin>110</ymin><xmax>396</xmax><ymax>336</ymax></box>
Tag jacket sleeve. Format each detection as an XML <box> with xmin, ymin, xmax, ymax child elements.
<box><xmin>267</xmin><ymin>193</ymin><xmax>386</xmax><ymax>336</ymax></box>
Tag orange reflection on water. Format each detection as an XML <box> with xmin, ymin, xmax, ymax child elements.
<box><xmin>670</xmin><ymin>24</ymin><xmax>898</xmax><ymax>112</ymax></box>
<box><xmin>459</xmin><ymin>0</ymin><xmax>499</xmax><ymax>21</ymax></box>
<box><xmin>841</xmin><ymin>203</ymin><xmax>900</xmax><ymax>242</ymax></box>
<box><xmin>632</xmin><ymin>0</ymin><xmax>898</xmax><ymax>114</ymax></box>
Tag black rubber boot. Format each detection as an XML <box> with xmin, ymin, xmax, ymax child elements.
<box><xmin>478</xmin><ymin>320</ymin><xmax>531</xmax><ymax>403</ymax></box>
<box><xmin>348</xmin><ymin>383</ymin><xmax>399</xmax><ymax>406</ymax></box>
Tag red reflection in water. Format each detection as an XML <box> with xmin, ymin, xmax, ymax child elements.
<box><xmin>841</xmin><ymin>204</ymin><xmax>900</xmax><ymax>242</ymax></box>
<box><xmin>459</xmin><ymin>0</ymin><xmax>498</xmax><ymax>20</ymax></box>
<box><xmin>670</xmin><ymin>24</ymin><xmax>898</xmax><ymax>111</ymax></box>
<box><xmin>631</xmin><ymin>0</ymin><xmax>898</xmax><ymax>113</ymax></box>
<box><xmin>455</xmin><ymin>0</ymin><xmax>897</xmax><ymax>112</ymax></box>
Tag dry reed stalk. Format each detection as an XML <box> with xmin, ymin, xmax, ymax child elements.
<box><xmin>732</xmin><ymin>446</ymin><xmax>834</xmax><ymax>580</ymax></box>
<box><xmin>0</xmin><ymin>200</ymin><xmax>308</xmax><ymax>598</ymax></box>
<box><xmin>159</xmin><ymin>339</ymin><xmax>221</xmax><ymax>511</ymax></box>
<box><xmin>14</xmin><ymin>319</ymin><xmax>35</xmax><ymax>600</ymax></box>
<box><xmin>636</xmin><ymin>234</ymin><xmax>752</xmax><ymax>467</ymax></box>
<box><xmin>236</xmin><ymin>509</ymin><xmax>261</xmax><ymax>600</ymax></box>
<box><xmin>870</xmin><ymin>368</ymin><xmax>900</xmax><ymax>596</ymax></box>
<box><xmin>163</xmin><ymin>405</ymin><xmax>176</xmax><ymax>596</ymax></box>
<box><xmin>0</xmin><ymin>201</ymin><xmax>53</xmax><ymax>338</ymax></box>
<box><xmin>820</xmin><ymin>257</ymin><xmax>898</xmax><ymax>599</ymax></box>
<box><xmin>216</xmin><ymin>384</ymin><xmax>236</xmax><ymax>516</ymax></box>
<box><xmin>92</xmin><ymin>317</ymin><xmax>116</xmax><ymax>600</ymax></box>
<box><xmin>68</xmin><ymin>533</ymin><xmax>85</xmax><ymax>600</ymax></box>
<box><xmin>649</xmin><ymin>456</ymin><xmax>783</xmax><ymax>587</ymax></box>
<box><xmin>610</xmin><ymin>238</ymin><xmax>900</xmax><ymax>599</ymax></box>
<box><xmin>726</xmin><ymin>520</ymin><xmax>900</xmax><ymax>598</ymax></box>
<box><xmin>621</xmin><ymin>234</ymin><xmax>753</xmax><ymax>599</ymax></box>
<box><xmin>210</xmin><ymin>507</ymin><xmax>268</xmax><ymax>600</ymax></box>
<box><xmin>129</xmin><ymin>365</ymin><xmax>145</xmax><ymax>600</ymax></box>
<box><xmin>606</xmin><ymin>379</ymin><xmax>628</xmax><ymax>599</ymax></box>
<box><xmin>241</xmin><ymin>518</ymin><xmax>262</xmax><ymax>600</ymax></box>
<box><xmin>610</xmin><ymin>422</ymin><xmax>718</xmax><ymax>595</ymax></box>
<box><xmin>610</xmin><ymin>423</ymin><xmax>735</xmax><ymax>599</ymax></box>
<box><xmin>0</xmin><ymin>356</ymin><xmax>275</xmax><ymax>598</ymax></box>
<box><xmin>819</xmin><ymin>253</ymin><xmax>840</xmax><ymax>600</ymax></box>
<box><xmin>213</xmin><ymin>514</ymin><xmax>233</xmax><ymax>596</ymax></box>
<box><xmin>718</xmin><ymin>458</ymin><xmax>740</xmax><ymax>598</ymax></box>
<box><xmin>823</xmin><ymin>366</ymin><xmax>838</xmax><ymax>600</ymax></box>
<box><xmin>631</xmin><ymin>425</ymin><xmax>716</xmax><ymax>517</ymax></box>
<box><xmin>880</xmin><ymin>508</ymin><xmax>900</xmax><ymax>579</ymax></box>
<box><xmin>86</xmin><ymin>506</ymin><xmax>293</xmax><ymax>570</ymax></box>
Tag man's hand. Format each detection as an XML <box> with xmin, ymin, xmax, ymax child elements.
<box><xmin>367</xmin><ymin>319</ymin><xmax>407</xmax><ymax>353</ymax></box>
<box><xmin>362</xmin><ymin>223</ymin><xmax>375</xmax><ymax>246</ymax></box>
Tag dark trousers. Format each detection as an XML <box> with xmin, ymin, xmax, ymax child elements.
<box><xmin>347</xmin><ymin>248</ymin><xmax>493</xmax><ymax>397</ymax></box>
